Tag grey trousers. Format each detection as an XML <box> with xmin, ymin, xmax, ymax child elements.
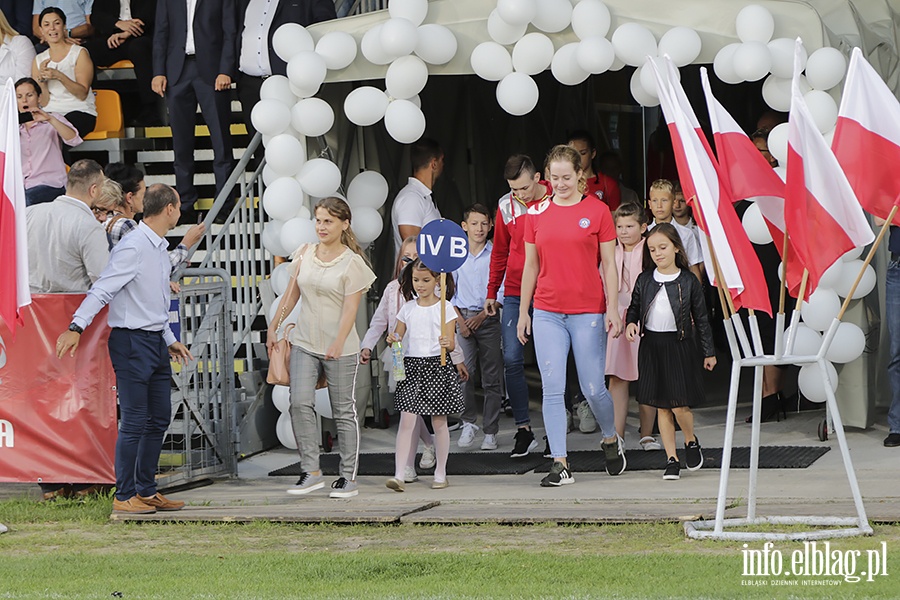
<box><xmin>289</xmin><ymin>346</ymin><xmax>361</xmax><ymax>480</ymax></box>
<box><xmin>458</xmin><ymin>308</ymin><xmax>503</xmax><ymax>434</ymax></box>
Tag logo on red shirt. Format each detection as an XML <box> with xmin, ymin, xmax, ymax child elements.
<box><xmin>579</xmin><ymin>218</ymin><xmax>591</xmax><ymax>229</ymax></box>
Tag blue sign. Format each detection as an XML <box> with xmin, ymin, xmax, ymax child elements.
<box><xmin>417</xmin><ymin>219</ymin><xmax>469</xmax><ymax>273</ymax></box>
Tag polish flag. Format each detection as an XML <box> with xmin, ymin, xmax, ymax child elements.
<box><xmin>649</xmin><ymin>58</ymin><xmax>771</xmax><ymax>315</ymax></box>
<box><xmin>832</xmin><ymin>47</ymin><xmax>900</xmax><ymax>225</ymax></box>
<box><xmin>698</xmin><ymin>68</ymin><xmax>805</xmax><ymax>298</ymax></box>
<box><xmin>0</xmin><ymin>79</ymin><xmax>29</xmax><ymax>337</ymax></box>
<box><xmin>785</xmin><ymin>41</ymin><xmax>874</xmax><ymax>294</ymax></box>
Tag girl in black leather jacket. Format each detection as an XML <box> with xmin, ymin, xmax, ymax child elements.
<box><xmin>625</xmin><ymin>224</ymin><xmax>716</xmax><ymax>481</ymax></box>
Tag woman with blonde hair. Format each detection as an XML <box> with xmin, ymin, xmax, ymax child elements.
<box><xmin>0</xmin><ymin>9</ymin><xmax>35</xmax><ymax>84</ymax></box>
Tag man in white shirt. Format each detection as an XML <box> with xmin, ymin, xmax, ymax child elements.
<box><xmin>391</xmin><ymin>137</ymin><xmax>444</xmax><ymax>256</ymax></box>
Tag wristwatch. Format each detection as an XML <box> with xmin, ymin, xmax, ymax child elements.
<box><xmin>68</xmin><ymin>323</ymin><xmax>83</xmax><ymax>334</ymax></box>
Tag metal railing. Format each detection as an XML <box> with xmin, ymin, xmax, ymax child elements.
<box><xmin>336</xmin><ymin>0</ymin><xmax>387</xmax><ymax>18</ymax></box>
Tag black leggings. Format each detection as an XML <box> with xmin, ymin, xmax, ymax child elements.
<box><xmin>64</xmin><ymin>111</ymin><xmax>97</xmax><ymax>139</ymax></box>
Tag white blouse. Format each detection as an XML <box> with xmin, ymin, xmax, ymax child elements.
<box><xmin>0</xmin><ymin>35</ymin><xmax>35</xmax><ymax>85</ymax></box>
<box><xmin>645</xmin><ymin>269</ymin><xmax>679</xmax><ymax>332</ymax></box>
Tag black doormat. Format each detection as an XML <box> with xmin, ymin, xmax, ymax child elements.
<box><xmin>533</xmin><ymin>446</ymin><xmax>830</xmax><ymax>473</ymax></box>
<box><xmin>269</xmin><ymin>451</ymin><xmax>547</xmax><ymax>477</ymax></box>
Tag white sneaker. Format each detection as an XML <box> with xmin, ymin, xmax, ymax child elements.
<box><xmin>419</xmin><ymin>445</ymin><xmax>436</xmax><ymax>469</ymax></box>
<box><xmin>481</xmin><ymin>433</ymin><xmax>498</xmax><ymax>450</ymax></box>
<box><xmin>404</xmin><ymin>466</ymin><xmax>419</xmax><ymax>483</ymax></box>
<box><xmin>640</xmin><ymin>435</ymin><xmax>662</xmax><ymax>451</ymax></box>
<box><xmin>458</xmin><ymin>422</ymin><xmax>479</xmax><ymax>448</ymax></box>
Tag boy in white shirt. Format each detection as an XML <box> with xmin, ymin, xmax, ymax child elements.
<box><xmin>647</xmin><ymin>179</ymin><xmax>703</xmax><ymax>281</ymax></box>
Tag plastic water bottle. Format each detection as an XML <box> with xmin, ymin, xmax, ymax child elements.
<box><xmin>391</xmin><ymin>341</ymin><xmax>406</xmax><ymax>382</ymax></box>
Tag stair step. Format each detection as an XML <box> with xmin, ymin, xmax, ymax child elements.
<box><xmin>144</xmin><ymin>123</ymin><xmax>249</xmax><ymax>138</ymax></box>
<box><xmin>137</xmin><ymin>148</ymin><xmax>246</xmax><ymax>163</ymax></box>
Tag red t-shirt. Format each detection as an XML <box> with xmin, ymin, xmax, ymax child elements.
<box><xmin>585</xmin><ymin>173</ymin><xmax>621</xmax><ymax>211</ymax></box>
<box><xmin>524</xmin><ymin>195</ymin><xmax>616</xmax><ymax>314</ymax></box>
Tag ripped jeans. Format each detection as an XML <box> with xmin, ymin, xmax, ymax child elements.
<box><xmin>533</xmin><ymin>309</ymin><xmax>615</xmax><ymax>458</ymax></box>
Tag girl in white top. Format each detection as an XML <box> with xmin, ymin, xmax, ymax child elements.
<box><xmin>0</xmin><ymin>11</ymin><xmax>35</xmax><ymax>85</ymax></box>
<box><xmin>32</xmin><ymin>7</ymin><xmax>96</xmax><ymax>138</ymax></box>
<box><xmin>385</xmin><ymin>259</ymin><xmax>463</xmax><ymax>491</ymax></box>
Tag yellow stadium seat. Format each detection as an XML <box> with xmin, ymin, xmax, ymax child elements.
<box><xmin>84</xmin><ymin>89</ymin><xmax>124</xmax><ymax>140</ymax></box>
<box><xmin>107</xmin><ymin>60</ymin><xmax>134</xmax><ymax>69</ymax></box>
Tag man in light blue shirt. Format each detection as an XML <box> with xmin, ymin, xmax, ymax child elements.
<box><xmin>56</xmin><ymin>183</ymin><xmax>192</xmax><ymax>515</ymax></box>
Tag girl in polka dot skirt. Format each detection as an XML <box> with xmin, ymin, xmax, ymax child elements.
<box><xmin>385</xmin><ymin>258</ymin><xmax>463</xmax><ymax>491</ymax></box>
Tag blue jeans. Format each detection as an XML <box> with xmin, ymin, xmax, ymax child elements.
<box><xmin>533</xmin><ymin>310</ymin><xmax>616</xmax><ymax>458</ymax></box>
<box><xmin>501</xmin><ymin>296</ymin><xmax>531</xmax><ymax>426</ymax></box>
<box><xmin>887</xmin><ymin>262</ymin><xmax>900</xmax><ymax>433</ymax></box>
<box><xmin>25</xmin><ymin>185</ymin><xmax>64</xmax><ymax>207</ymax></box>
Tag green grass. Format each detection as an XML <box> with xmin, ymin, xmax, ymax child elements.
<box><xmin>1</xmin><ymin>495</ymin><xmax>898</xmax><ymax>599</ymax></box>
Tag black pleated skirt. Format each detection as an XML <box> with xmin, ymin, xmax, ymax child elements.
<box><xmin>394</xmin><ymin>356</ymin><xmax>464</xmax><ymax>416</ymax></box>
<box><xmin>636</xmin><ymin>331</ymin><xmax>705</xmax><ymax>409</ymax></box>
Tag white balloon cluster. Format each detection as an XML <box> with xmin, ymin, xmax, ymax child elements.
<box><xmin>272</xmin><ymin>384</ymin><xmax>333</xmax><ymax>449</ymax></box>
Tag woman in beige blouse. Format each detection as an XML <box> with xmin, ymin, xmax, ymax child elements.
<box><xmin>267</xmin><ymin>196</ymin><xmax>376</xmax><ymax>499</ymax></box>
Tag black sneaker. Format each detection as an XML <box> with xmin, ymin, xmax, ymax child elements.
<box><xmin>663</xmin><ymin>457</ymin><xmax>681</xmax><ymax>480</ymax></box>
<box><xmin>884</xmin><ymin>433</ymin><xmax>900</xmax><ymax>447</ymax></box>
<box><xmin>540</xmin><ymin>461</ymin><xmax>574</xmax><ymax>487</ymax></box>
<box><xmin>542</xmin><ymin>435</ymin><xmax>551</xmax><ymax>459</ymax></box>
<box><xmin>510</xmin><ymin>428</ymin><xmax>538</xmax><ymax>458</ymax></box>
<box><xmin>602</xmin><ymin>436</ymin><xmax>627</xmax><ymax>476</ymax></box>
<box><xmin>685</xmin><ymin>437</ymin><xmax>703</xmax><ymax>471</ymax></box>
<box><xmin>501</xmin><ymin>398</ymin><xmax>513</xmax><ymax>417</ymax></box>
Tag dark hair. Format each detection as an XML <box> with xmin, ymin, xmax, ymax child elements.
<box><xmin>314</xmin><ymin>196</ymin><xmax>371</xmax><ymax>266</ymax></box>
<box><xmin>567</xmin><ymin>129</ymin><xmax>596</xmax><ymax>151</ymax></box>
<box><xmin>672</xmin><ymin>180</ymin><xmax>683</xmax><ymax>195</ymax></box>
<box><xmin>750</xmin><ymin>128</ymin><xmax>770</xmax><ymax>143</ymax></box>
<box><xmin>142</xmin><ymin>183</ymin><xmax>179</xmax><ymax>217</ymax></box>
<box><xmin>503</xmin><ymin>154</ymin><xmax>536</xmax><ymax>181</ymax></box>
<box><xmin>14</xmin><ymin>77</ymin><xmax>40</xmax><ymax>97</ymax></box>
<box><xmin>104</xmin><ymin>163</ymin><xmax>144</xmax><ymax>196</ymax></box>
<box><xmin>399</xmin><ymin>258</ymin><xmax>455</xmax><ymax>302</ymax></box>
<box><xmin>613</xmin><ymin>201</ymin><xmax>647</xmax><ymax>226</ymax></box>
<box><xmin>410</xmin><ymin>138</ymin><xmax>443</xmax><ymax>173</ymax></box>
<box><xmin>462</xmin><ymin>203</ymin><xmax>491</xmax><ymax>222</ymax></box>
<box><xmin>66</xmin><ymin>159</ymin><xmax>105</xmax><ymax>193</ymax></box>
<box><xmin>644</xmin><ymin>223</ymin><xmax>691</xmax><ymax>271</ymax></box>
<box><xmin>39</xmin><ymin>7</ymin><xmax>67</xmax><ymax>26</ymax></box>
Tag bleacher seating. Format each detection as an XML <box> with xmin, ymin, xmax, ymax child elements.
<box><xmin>84</xmin><ymin>89</ymin><xmax>125</xmax><ymax>141</ymax></box>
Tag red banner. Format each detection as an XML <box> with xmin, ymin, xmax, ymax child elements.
<box><xmin>0</xmin><ymin>295</ymin><xmax>116</xmax><ymax>483</ymax></box>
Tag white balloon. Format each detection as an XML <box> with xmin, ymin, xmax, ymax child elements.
<box><xmin>496</xmin><ymin>72</ymin><xmax>539</xmax><ymax>116</ymax></box>
<box><xmin>797</xmin><ymin>361</ymin><xmax>838</xmax><ymax>403</ymax></box>
<box><xmin>658</xmin><ymin>27</ymin><xmax>702</xmax><ymax>67</ymax></box>
<box><xmin>823</xmin><ymin>126</ymin><xmax>836</xmax><ymax>148</ymax></box>
<box><xmin>384</xmin><ymin>99</ymin><xmax>426</xmax><ymax>144</ymax></box>
<box><xmin>761</xmin><ymin>75</ymin><xmax>791</xmax><ymax>112</ymax></box>
<box><xmin>804</xmin><ymin>90</ymin><xmax>838</xmax><ymax>134</ymax></box>
<box><xmin>806</xmin><ymin>47</ymin><xmax>847</xmax><ymax>91</ymax></box>
<box><xmin>250</xmin><ymin>100</ymin><xmax>291</xmax><ymax>136</ymax></box>
<box><xmin>785</xmin><ymin>323</ymin><xmax>823</xmax><ymax>356</ymax></box>
<box><xmin>512</xmin><ymin>33</ymin><xmax>554</xmax><ymax>76</ymax></box>
<box><xmin>742</xmin><ymin>202</ymin><xmax>773</xmax><ymax>245</ymax></box>
<box><xmin>842</xmin><ymin>247</ymin><xmax>864</xmax><ymax>262</ymax></box>
<box><xmin>351</xmin><ymin>206</ymin><xmax>384</xmax><ymax>244</ymax></box>
<box><xmin>713</xmin><ymin>43</ymin><xmax>743</xmax><ymax>84</ymax></box>
<box><xmin>380</xmin><ymin>17</ymin><xmax>418</xmax><ymax>58</ymax></box>
<box><xmin>273</xmin><ymin>23</ymin><xmax>314</xmax><ymax>63</ymax></box>
<box><xmin>630</xmin><ymin>66</ymin><xmax>659</xmax><ymax>107</ymax></box>
<box><xmin>291</xmin><ymin>97</ymin><xmax>334</xmax><ymax>138</ymax></box>
<box><xmin>272</xmin><ymin>384</ymin><xmax>291</xmax><ymax>412</ymax></box>
<box><xmin>289</xmin><ymin>80</ymin><xmax>318</xmax><ymax>100</ymax></box>
<box><xmin>271</xmin><ymin>263</ymin><xmax>292</xmax><ymax>297</ymax></box>
<box><xmin>286</xmin><ymin>51</ymin><xmax>326</xmax><ymax>96</ymax></box>
<box><xmin>386</xmin><ymin>55</ymin><xmax>429</xmax><ymax>99</ymax></box>
<box><xmin>577</xmin><ymin>36</ymin><xmax>615</xmax><ymax>75</ymax></box>
<box><xmin>497</xmin><ymin>0</ymin><xmax>537</xmax><ymax>26</ymax></box>
<box><xmin>348</xmin><ymin>171</ymin><xmax>390</xmax><ymax>209</ymax></box>
<box><xmin>736</xmin><ymin>4</ymin><xmax>775</xmax><ymax>44</ymax></box>
<box><xmin>818</xmin><ymin>259</ymin><xmax>844</xmax><ymax>290</ymax></box>
<box><xmin>389</xmin><ymin>0</ymin><xmax>428</xmax><ymax>26</ymax></box>
<box><xmin>297</xmin><ymin>158</ymin><xmax>342</xmax><ymax>198</ymax></box>
<box><xmin>262</xmin><ymin>220</ymin><xmax>288</xmax><ymax>257</ymax></box>
<box><xmin>471</xmin><ymin>42</ymin><xmax>513</xmax><ymax>81</ymax></box>
<box><xmin>733</xmin><ymin>41</ymin><xmax>772</xmax><ymax>82</ymax></box>
<box><xmin>361</xmin><ymin>24</ymin><xmax>396</xmax><ymax>66</ymax></box>
<box><xmin>295</xmin><ymin>204</ymin><xmax>311</xmax><ymax>220</ymax></box>
<box><xmin>259</xmin><ymin>75</ymin><xmax>297</xmax><ymax>107</ymax></box>
<box><xmin>264</xmin><ymin>177</ymin><xmax>306</xmax><ymax>221</ymax></box>
<box><xmin>826</xmin><ymin>322</ymin><xmax>866</xmax><ymax>364</ymax></box>
<box><xmin>315</xmin><ymin>31</ymin><xmax>357</xmax><ymax>70</ymax></box>
<box><xmin>407</xmin><ymin>94</ymin><xmax>421</xmax><ymax>108</ymax></box>
<box><xmin>276</xmin><ymin>413</ymin><xmax>297</xmax><ymax>449</ymax></box>
<box><xmin>280</xmin><ymin>217</ymin><xmax>318</xmax><ymax>255</ymax></box>
<box><xmin>611</xmin><ymin>23</ymin><xmax>657</xmax><ymax>68</ymax></box>
<box><xmin>572</xmin><ymin>0</ymin><xmax>611</xmax><ymax>40</ymax></box>
<box><xmin>639</xmin><ymin>57</ymin><xmax>680</xmax><ymax>97</ymax></box>
<box><xmin>835</xmin><ymin>260</ymin><xmax>876</xmax><ymax>299</ymax></box>
<box><xmin>531</xmin><ymin>0</ymin><xmax>572</xmax><ymax>33</ymax></box>
<box><xmin>800</xmin><ymin>287</ymin><xmax>841</xmax><ymax>332</ymax></box>
<box><xmin>262</xmin><ymin>164</ymin><xmax>282</xmax><ymax>186</ymax></box>
<box><xmin>343</xmin><ymin>86</ymin><xmax>390</xmax><ymax>126</ymax></box>
<box><xmin>768</xmin><ymin>38</ymin><xmax>807</xmax><ymax>79</ymax></box>
<box><xmin>487</xmin><ymin>9</ymin><xmax>527</xmax><ymax>46</ymax></box>
<box><xmin>314</xmin><ymin>388</ymin><xmax>333</xmax><ymax>419</ymax></box>
<box><xmin>767</xmin><ymin>123</ymin><xmax>789</xmax><ymax>166</ymax></box>
<box><xmin>415</xmin><ymin>24</ymin><xmax>458</xmax><ymax>65</ymax></box>
<box><xmin>551</xmin><ymin>43</ymin><xmax>590</xmax><ymax>86</ymax></box>
<box><xmin>609</xmin><ymin>56</ymin><xmax>626</xmax><ymax>72</ymax></box>
<box><xmin>265</xmin><ymin>134</ymin><xmax>307</xmax><ymax>176</ymax></box>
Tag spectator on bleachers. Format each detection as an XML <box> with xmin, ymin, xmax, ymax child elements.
<box><xmin>32</xmin><ymin>7</ymin><xmax>97</xmax><ymax>138</ymax></box>
<box><xmin>85</xmin><ymin>0</ymin><xmax>160</xmax><ymax>126</ymax></box>
<box><xmin>0</xmin><ymin>10</ymin><xmax>35</xmax><ymax>84</ymax></box>
<box><xmin>32</xmin><ymin>0</ymin><xmax>93</xmax><ymax>45</ymax></box>
<box><xmin>17</xmin><ymin>76</ymin><xmax>82</xmax><ymax>206</ymax></box>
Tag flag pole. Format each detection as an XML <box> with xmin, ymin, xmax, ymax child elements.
<box><xmin>836</xmin><ymin>203</ymin><xmax>899</xmax><ymax>321</ymax></box>
<box><xmin>785</xmin><ymin>269</ymin><xmax>809</xmax><ymax>355</ymax></box>
<box><xmin>777</xmin><ymin>230</ymin><xmax>790</xmax><ymax>315</ymax></box>
<box><xmin>440</xmin><ymin>272</ymin><xmax>447</xmax><ymax>366</ymax></box>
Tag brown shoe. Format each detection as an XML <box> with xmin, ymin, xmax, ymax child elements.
<box><xmin>41</xmin><ymin>486</ymin><xmax>73</xmax><ymax>502</ymax></box>
<box><xmin>112</xmin><ymin>497</ymin><xmax>157</xmax><ymax>514</ymax></box>
<box><xmin>137</xmin><ymin>492</ymin><xmax>185</xmax><ymax>511</ymax></box>
<box><xmin>73</xmin><ymin>484</ymin><xmax>111</xmax><ymax>498</ymax></box>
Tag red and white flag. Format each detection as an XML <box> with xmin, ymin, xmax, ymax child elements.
<box><xmin>0</xmin><ymin>79</ymin><xmax>29</xmax><ymax>337</ymax></box>
<box><xmin>699</xmin><ymin>68</ymin><xmax>805</xmax><ymax>298</ymax></box>
<box><xmin>785</xmin><ymin>41</ymin><xmax>874</xmax><ymax>295</ymax></box>
<box><xmin>832</xmin><ymin>46</ymin><xmax>900</xmax><ymax>224</ymax></box>
<box><xmin>650</xmin><ymin>58</ymin><xmax>772</xmax><ymax>315</ymax></box>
